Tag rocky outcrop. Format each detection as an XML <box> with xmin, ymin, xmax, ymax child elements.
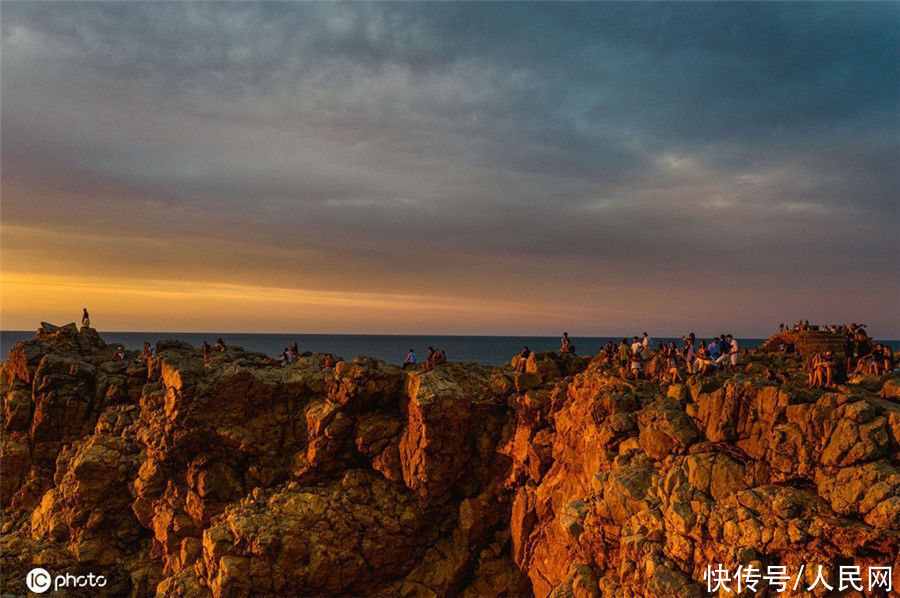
<box><xmin>2</xmin><ymin>324</ymin><xmax>898</xmax><ymax>596</ymax></box>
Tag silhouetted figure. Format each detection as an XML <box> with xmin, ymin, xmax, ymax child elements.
<box><xmin>81</xmin><ymin>308</ymin><xmax>91</xmax><ymax>328</ymax></box>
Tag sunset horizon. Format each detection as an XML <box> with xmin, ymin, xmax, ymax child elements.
<box><xmin>3</xmin><ymin>3</ymin><xmax>898</xmax><ymax>336</ymax></box>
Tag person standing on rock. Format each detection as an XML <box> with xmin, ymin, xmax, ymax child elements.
<box><xmin>81</xmin><ymin>308</ymin><xmax>90</xmax><ymax>328</ymax></box>
<box><xmin>631</xmin><ymin>336</ymin><xmax>642</xmax><ymax>355</ymax></box>
<box><xmin>728</xmin><ymin>335</ymin><xmax>739</xmax><ymax>371</ymax></box>
<box><xmin>681</xmin><ymin>333</ymin><xmax>695</xmax><ymax>374</ymax></box>
<box><xmin>202</xmin><ymin>341</ymin><xmax>211</xmax><ymax>362</ymax></box>
<box><xmin>618</xmin><ymin>339</ymin><xmax>629</xmax><ymax>367</ymax></box>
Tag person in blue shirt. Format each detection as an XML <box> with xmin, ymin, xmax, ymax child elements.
<box><xmin>708</xmin><ymin>338</ymin><xmax>721</xmax><ymax>364</ymax></box>
<box><xmin>403</xmin><ymin>349</ymin><xmax>417</xmax><ymax>369</ymax></box>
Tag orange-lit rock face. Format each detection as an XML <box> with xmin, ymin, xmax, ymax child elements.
<box><xmin>1</xmin><ymin>326</ymin><xmax>898</xmax><ymax>597</ymax></box>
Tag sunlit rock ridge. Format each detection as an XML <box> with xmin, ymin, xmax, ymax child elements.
<box><xmin>2</xmin><ymin>323</ymin><xmax>898</xmax><ymax>597</ymax></box>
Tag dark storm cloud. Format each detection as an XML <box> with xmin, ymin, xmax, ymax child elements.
<box><xmin>2</xmin><ymin>2</ymin><xmax>898</xmax><ymax>333</ymax></box>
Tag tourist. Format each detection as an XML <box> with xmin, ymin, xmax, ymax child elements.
<box><xmin>806</xmin><ymin>352</ymin><xmax>821</xmax><ymax>387</ymax></box>
<box><xmin>322</xmin><ymin>354</ymin><xmax>335</xmax><ymax>368</ymax></box>
<box><xmin>724</xmin><ymin>334</ymin><xmax>739</xmax><ymax>373</ymax></box>
<box><xmin>882</xmin><ymin>345</ymin><xmax>896</xmax><ymax>372</ymax></box>
<box><xmin>561</xmin><ymin>332</ymin><xmax>576</xmax><ymax>355</ymax></box>
<box><xmin>282</xmin><ymin>347</ymin><xmax>293</xmax><ymax>365</ymax></box>
<box><xmin>618</xmin><ymin>339</ymin><xmax>630</xmax><ymax>367</ymax></box>
<box><xmin>81</xmin><ymin>308</ymin><xmax>90</xmax><ymax>328</ymax></box>
<box><xmin>603</xmin><ymin>342</ymin><xmax>616</xmax><ymax>365</ymax></box>
<box><xmin>681</xmin><ymin>333</ymin><xmax>695</xmax><ymax>373</ymax></box>
<box><xmin>434</xmin><ymin>348</ymin><xmax>447</xmax><ymax>365</ymax></box>
<box><xmin>631</xmin><ymin>336</ymin><xmax>642</xmax><ymax>355</ymax></box>
<box><xmin>708</xmin><ymin>337</ymin><xmax>721</xmax><ymax>368</ymax></box>
<box><xmin>403</xmin><ymin>349</ymin><xmax>417</xmax><ymax>369</ymax></box>
<box><xmin>665</xmin><ymin>347</ymin><xmax>682</xmax><ymax>384</ymax></box>
<box><xmin>693</xmin><ymin>341</ymin><xmax>712</xmax><ymax>375</ymax></box>
<box><xmin>517</xmin><ymin>346</ymin><xmax>531</xmax><ymax>372</ymax></box>
<box><xmin>290</xmin><ymin>341</ymin><xmax>299</xmax><ymax>356</ymax></box>
<box><xmin>112</xmin><ymin>346</ymin><xmax>125</xmax><ymax>361</ymax></box>
<box><xmin>642</xmin><ymin>332</ymin><xmax>652</xmax><ymax>350</ymax></box>
<box><xmin>214</xmin><ymin>338</ymin><xmax>227</xmax><ymax>352</ymax></box>
<box><xmin>815</xmin><ymin>350</ymin><xmax>838</xmax><ymax>389</ymax></box>
<box><xmin>202</xmin><ymin>341</ymin><xmax>211</xmax><ymax>362</ymax></box>
<box><xmin>140</xmin><ymin>342</ymin><xmax>154</xmax><ymax>360</ymax></box>
<box><xmin>629</xmin><ymin>350</ymin><xmax>643</xmax><ymax>380</ymax></box>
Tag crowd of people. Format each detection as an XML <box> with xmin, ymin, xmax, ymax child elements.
<box><xmin>779</xmin><ymin>319</ymin><xmax>869</xmax><ymax>336</ymax></box>
<box><xmin>590</xmin><ymin>332</ymin><xmax>740</xmax><ymax>382</ymax></box>
<box><xmin>78</xmin><ymin>310</ymin><xmax>897</xmax><ymax>383</ymax></box>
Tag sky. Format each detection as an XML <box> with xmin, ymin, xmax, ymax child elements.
<box><xmin>2</xmin><ymin>2</ymin><xmax>898</xmax><ymax>337</ymax></box>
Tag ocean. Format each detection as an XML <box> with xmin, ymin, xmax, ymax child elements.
<box><xmin>1</xmin><ymin>331</ymin><xmax>768</xmax><ymax>366</ymax></box>
<box><xmin>3</xmin><ymin>331</ymin><xmax>898</xmax><ymax>367</ymax></box>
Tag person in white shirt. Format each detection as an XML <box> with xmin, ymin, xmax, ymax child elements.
<box><xmin>726</xmin><ymin>334</ymin><xmax>739</xmax><ymax>372</ymax></box>
<box><xmin>642</xmin><ymin>332</ymin><xmax>652</xmax><ymax>348</ymax></box>
<box><xmin>631</xmin><ymin>336</ymin><xmax>642</xmax><ymax>355</ymax></box>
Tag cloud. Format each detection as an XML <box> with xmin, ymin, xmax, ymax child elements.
<box><xmin>2</xmin><ymin>2</ymin><xmax>898</xmax><ymax>335</ymax></box>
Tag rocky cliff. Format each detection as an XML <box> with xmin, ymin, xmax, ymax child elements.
<box><xmin>2</xmin><ymin>324</ymin><xmax>898</xmax><ymax>597</ymax></box>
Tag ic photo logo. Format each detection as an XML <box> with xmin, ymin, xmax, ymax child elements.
<box><xmin>25</xmin><ymin>567</ymin><xmax>107</xmax><ymax>593</ymax></box>
<box><xmin>25</xmin><ymin>568</ymin><xmax>51</xmax><ymax>593</ymax></box>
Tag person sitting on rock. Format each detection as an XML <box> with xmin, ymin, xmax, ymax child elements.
<box><xmin>602</xmin><ymin>342</ymin><xmax>616</xmax><ymax>365</ymax></box>
<box><xmin>322</xmin><ymin>354</ymin><xmax>335</xmax><ymax>368</ymax></box>
<box><xmin>561</xmin><ymin>332</ymin><xmax>575</xmax><ymax>354</ymax></box>
<box><xmin>814</xmin><ymin>350</ymin><xmax>838</xmax><ymax>389</ymax></box>
<box><xmin>665</xmin><ymin>348</ymin><xmax>683</xmax><ymax>384</ymax></box>
<box><xmin>202</xmin><ymin>341</ymin><xmax>211</xmax><ymax>362</ymax></box>
<box><xmin>140</xmin><ymin>342</ymin><xmax>154</xmax><ymax>360</ymax></box>
<box><xmin>81</xmin><ymin>308</ymin><xmax>91</xmax><ymax>328</ymax></box>
<box><xmin>693</xmin><ymin>342</ymin><xmax>712</xmax><ymax>375</ymax></box>
<box><xmin>402</xmin><ymin>349</ymin><xmax>417</xmax><ymax>369</ymax></box>
<box><xmin>628</xmin><ymin>350</ymin><xmax>643</xmax><ymax>380</ymax></box>
<box><xmin>281</xmin><ymin>347</ymin><xmax>293</xmax><ymax>365</ymax></box>
<box><xmin>214</xmin><ymin>338</ymin><xmax>227</xmax><ymax>352</ymax></box>
<box><xmin>882</xmin><ymin>345</ymin><xmax>896</xmax><ymax>372</ymax></box>
<box><xmin>434</xmin><ymin>348</ymin><xmax>447</xmax><ymax>365</ymax></box>
<box><xmin>112</xmin><ymin>346</ymin><xmax>125</xmax><ymax>361</ymax></box>
<box><xmin>290</xmin><ymin>342</ymin><xmax>299</xmax><ymax>356</ymax></box>
<box><xmin>868</xmin><ymin>344</ymin><xmax>886</xmax><ymax>375</ymax></box>
<box><xmin>806</xmin><ymin>352</ymin><xmax>822</xmax><ymax>387</ymax></box>
<box><xmin>516</xmin><ymin>346</ymin><xmax>531</xmax><ymax>372</ymax></box>
<box><xmin>424</xmin><ymin>346</ymin><xmax>436</xmax><ymax>371</ymax></box>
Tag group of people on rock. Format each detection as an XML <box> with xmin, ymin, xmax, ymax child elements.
<box><xmin>279</xmin><ymin>341</ymin><xmax>300</xmax><ymax>365</ymax></box>
<box><xmin>402</xmin><ymin>347</ymin><xmax>447</xmax><ymax>371</ymax></box>
<box><xmin>591</xmin><ymin>332</ymin><xmax>740</xmax><ymax>381</ymax></box>
<box><xmin>778</xmin><ymin>320</ymin><xmax>869</xmax><ymax>335</ymax></box>
<box><xmin>200</xmin><ymin>338</ymin><xmax>227</xmax><ymax>362</ymax></box>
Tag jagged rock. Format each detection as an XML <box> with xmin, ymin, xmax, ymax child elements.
<box><xmin>2</xmin><ymin>326</ymin><xmax>898</xmax><ymax>597</ymax></box>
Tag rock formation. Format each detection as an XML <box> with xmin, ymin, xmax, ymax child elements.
<box><xmin>1</xmin><ymin>324</ymin><xmax>898</xmax><ymax>596</ymax></box>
